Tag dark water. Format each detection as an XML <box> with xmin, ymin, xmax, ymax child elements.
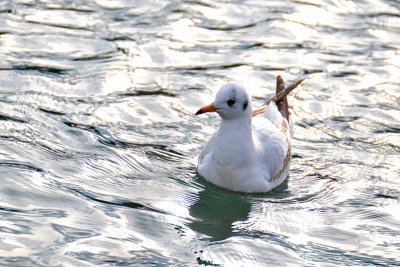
<box><xmin>1</xmin><ymin>0</ymin><xmax>399</xmax><ymax>266</ymax></box>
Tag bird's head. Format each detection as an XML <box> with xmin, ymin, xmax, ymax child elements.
<box><xmin>195</xmin><ymin>83</ymin><xmax>252</xmax><ymax>120</ymax></box>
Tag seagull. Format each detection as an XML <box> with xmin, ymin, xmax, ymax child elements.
<box><xmin>195</xmin><ymin>76</ymin><xmax>304</xmax><ymax>193</ymax></box>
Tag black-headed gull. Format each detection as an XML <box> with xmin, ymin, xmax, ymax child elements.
<box><xmin>195</xmin><ymin>76</ymin><xmax>304</xmax><ymax>193</ymax></box>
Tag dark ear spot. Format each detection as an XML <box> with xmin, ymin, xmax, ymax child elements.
<box><xmin>243</xmin><ymin>100</ymin><xmax>248</xmax><ymax>111</ymax></box>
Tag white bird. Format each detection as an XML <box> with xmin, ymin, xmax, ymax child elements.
<box><xmin>195</xmin><ymin>76</ymin><xmax>304</xmax><ymax>193</ymax></box>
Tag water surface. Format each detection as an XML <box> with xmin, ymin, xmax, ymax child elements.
<box><xmin>0</xmin><ymin>0</ymin><xmax>399</xmax><ymax>266</ymax></box>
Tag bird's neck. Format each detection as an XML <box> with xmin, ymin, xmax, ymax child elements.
<box><xmin>218</xmin><ymin>116</ymin><xmax>252</xmax><ymax>137</ymax></box>
<box><xmin>214</xmin><ymin>116</ymin><xmax>255</xmax><ymax>164</ymax></box>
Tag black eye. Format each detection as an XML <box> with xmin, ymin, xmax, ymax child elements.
<box><xmin>227</xmin><ymin>99</ymin><xmax>236</xmax><ymax>107</ymax></box>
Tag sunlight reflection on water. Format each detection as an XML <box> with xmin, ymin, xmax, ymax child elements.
<box><xmin>0</xmin><ymin>0</ymin><xmax>399</xmax><ymax>266</ymax></box>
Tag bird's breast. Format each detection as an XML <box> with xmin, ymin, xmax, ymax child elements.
<box><xmin>212</xmin><ymin>136</ymin><xmax>255</xmax><ymax>167</ymax></box>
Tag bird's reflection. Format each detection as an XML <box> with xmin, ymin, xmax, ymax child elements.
<box><xmin>187</xmin><ymin>176</ymin><xmax>289</xmax><ymax>241</ymax></box>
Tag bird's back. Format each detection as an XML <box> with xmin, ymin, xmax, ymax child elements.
<box><xmin>252</xmin><ymin>102</ymin><xmax>291</xmax><ymax>184</ymax></box>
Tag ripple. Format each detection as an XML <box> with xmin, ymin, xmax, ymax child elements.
<box><xmin>25</xmin><ymin>9</ymin><xmax>99</xmax><ymax>30</ymax></box>
<box><xmin>0</xmin><ymin>257</ymin><xmax>37</xmax><ymax>267</ymax></box>
<box><xmin>1</xmin><ymin>0</ymin><xmax>400</xmax><ymax>265</ymax></box>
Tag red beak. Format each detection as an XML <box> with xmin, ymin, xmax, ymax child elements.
<box><xmin>195</xmin><ymin>104</ymin><xmax>217</xmax><ymax>115</ymax></box>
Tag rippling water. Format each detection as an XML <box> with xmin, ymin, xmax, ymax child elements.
<box><xmin>1</xmin><ymin>0</ymin><xmax>399</xmax><ymax>266</ymax></box>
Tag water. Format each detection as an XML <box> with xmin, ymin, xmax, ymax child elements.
<box><xmin>0</xmin><ymin>0</ymin><xmax>399</xmax><ymax>266</ymax></box>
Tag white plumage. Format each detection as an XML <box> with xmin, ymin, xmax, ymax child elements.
<box><xmin>196</xmin><ymin>77</ymin><xmax>303</xmax><ymax>193</ymax></box>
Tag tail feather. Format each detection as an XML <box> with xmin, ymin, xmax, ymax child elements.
<box><xmin>276</xmin><ymin>75</ymin><xmax>289</xmax><ymax>121</ymax></box>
